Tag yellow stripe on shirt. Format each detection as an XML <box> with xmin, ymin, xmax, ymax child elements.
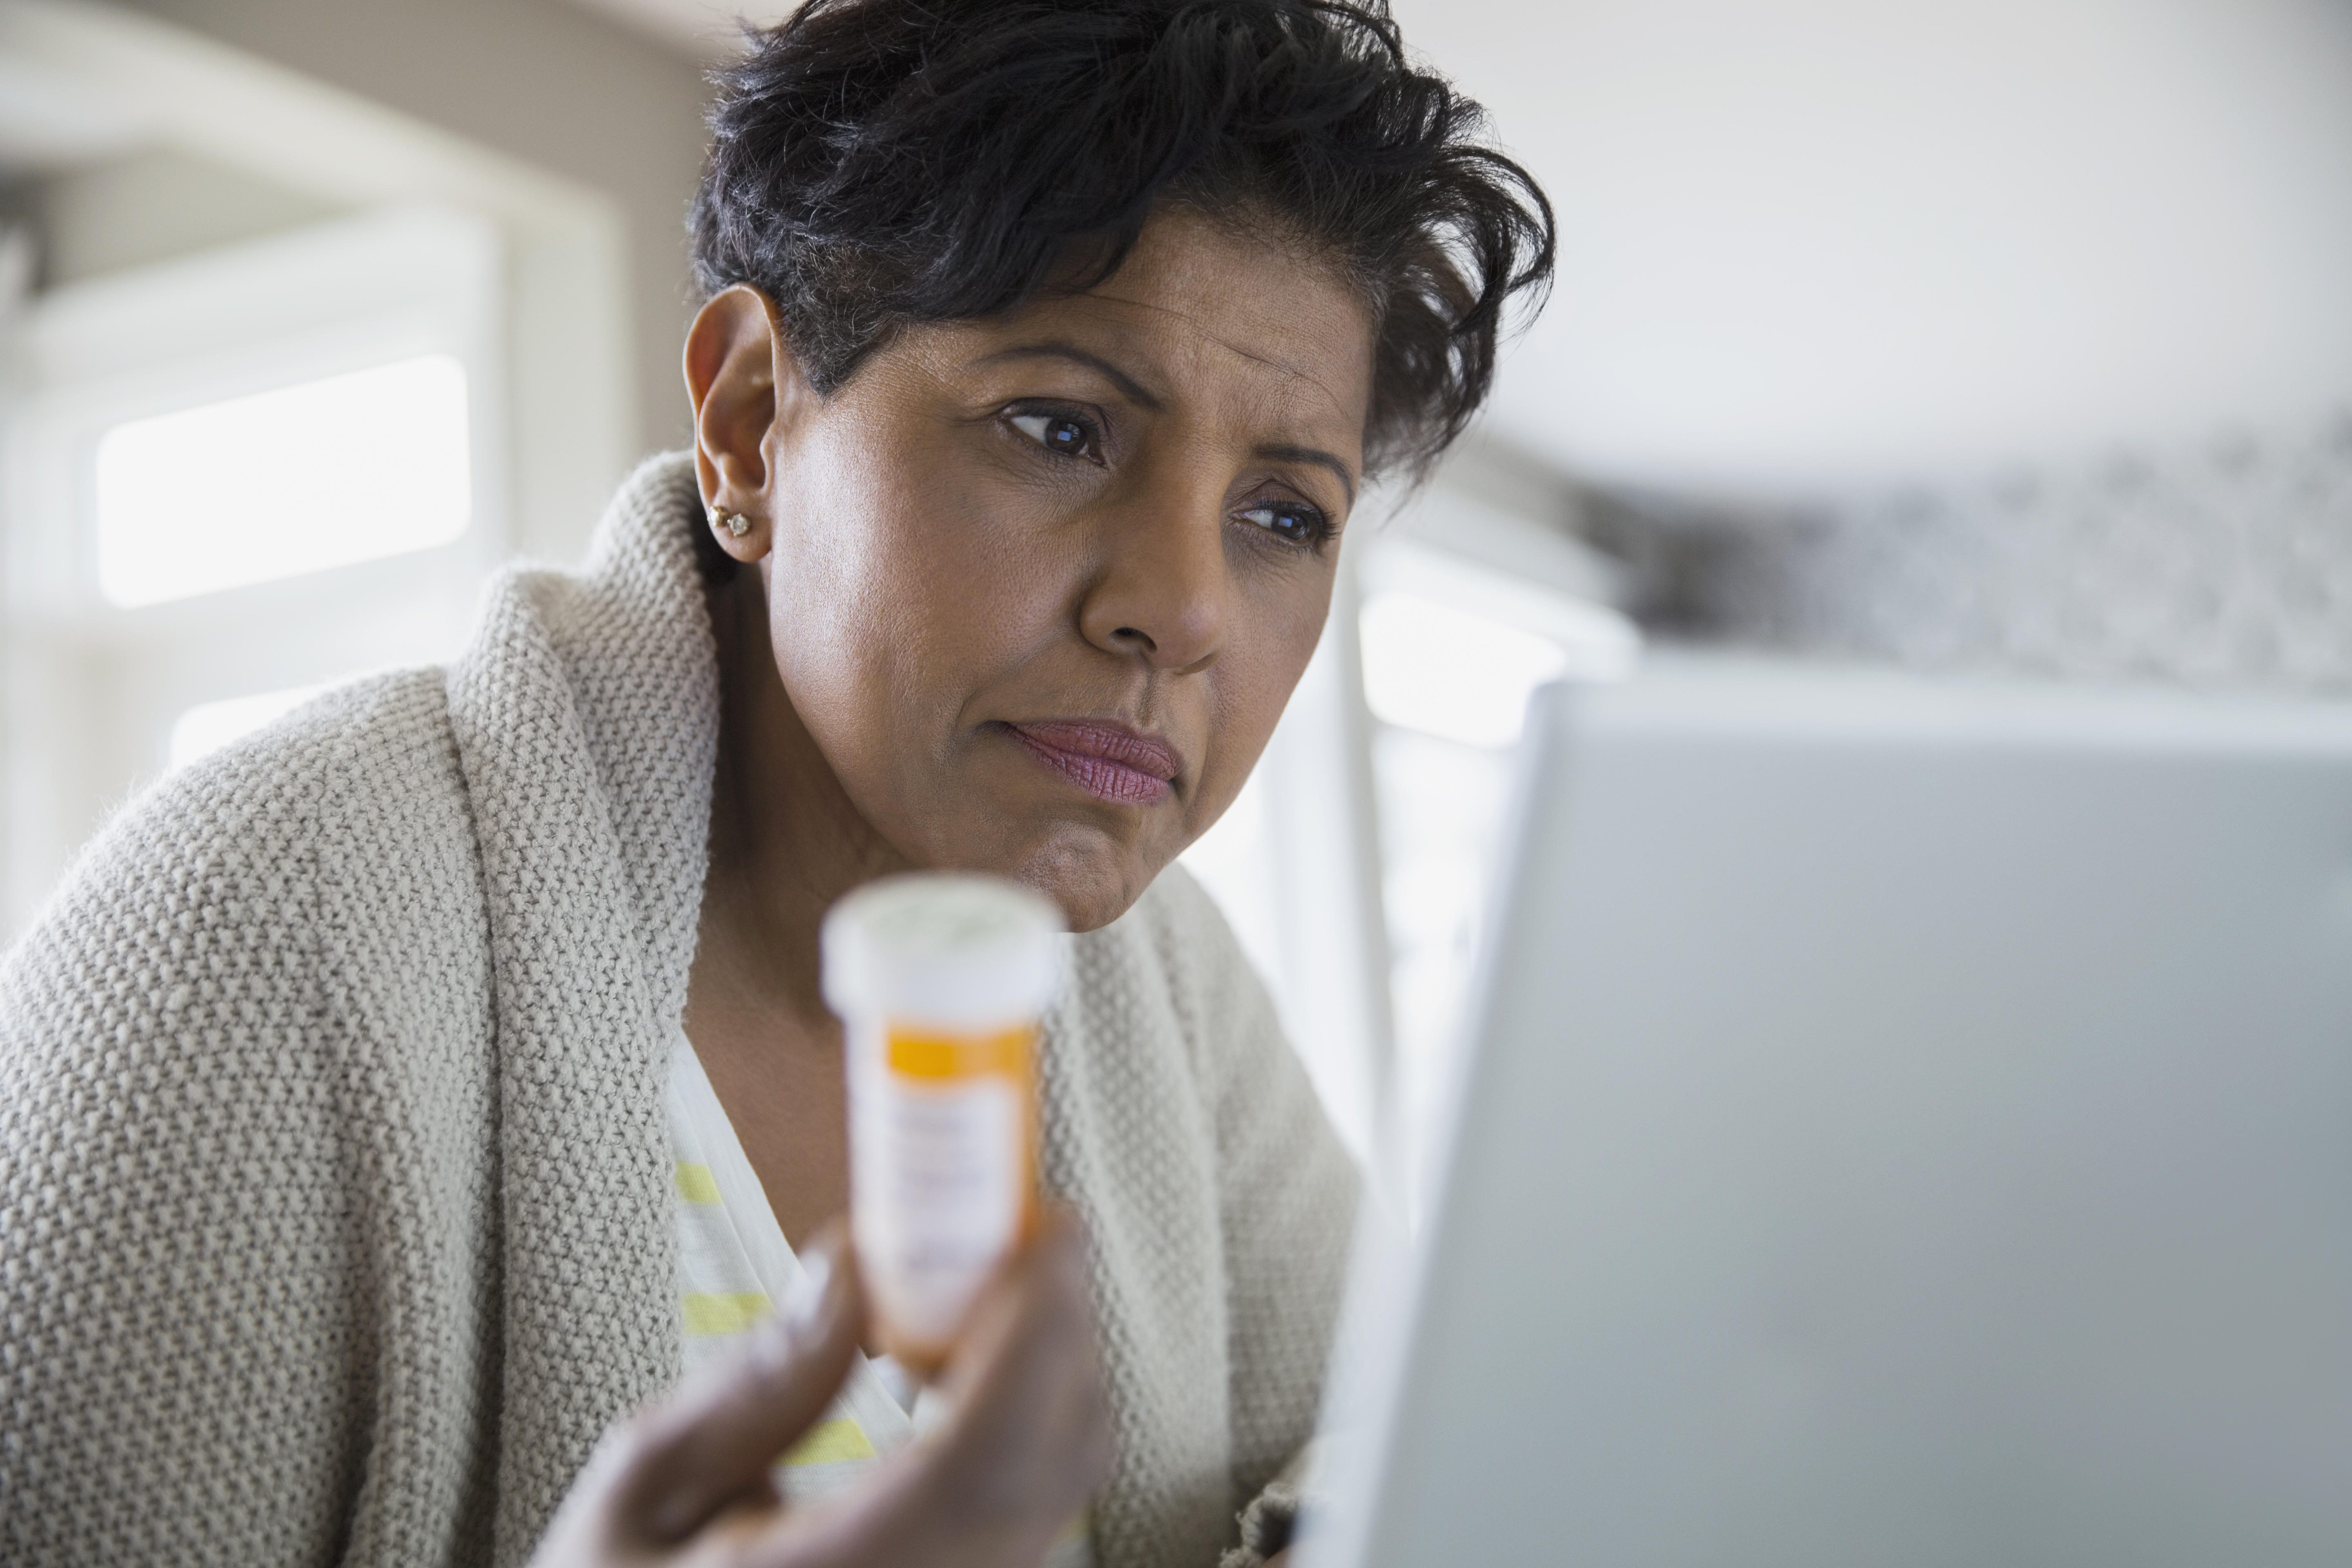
<box><xmin>682</xmin><ymin>1291</ymin><xmax>770</xmax><ymax>1336</ymax></box>
<box><xmin>675</xmin><ymin>1161</ymin><xmax>723</xmax><ymax>1205</ymax></box>
<box><xmin>784</xmin><ymin>1417</ymin><xmax>878</xmax><ymax>1467</ymax></box>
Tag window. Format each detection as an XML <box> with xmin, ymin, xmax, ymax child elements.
<box><xmin>96</xmin><ymin>355</ymin><xmax>472</xmax><ymax>606</ymax></box>
<box><xmin>2</xmin><ymin>207</ymin><xmax>508</xmax><ymax>939</ymax></box>
<box><xmin>1362</xmin><ymin>590</ymin><xmax>1575</xmax><ymax>748</ymax></box>
<box><xmin>0</xmin><ymin>7</ymin><xmax>634</xmax><ymax>947</ymax></box>
<box><xmin>1358</xmin><ymin>508</ymin><xmax>1639</xmax><ymax>1208</ymax></box>
<box><xmin>1182</xmin><ymin>488</ymin><xmax>1639</xmax><ymax>1197</ymax></box>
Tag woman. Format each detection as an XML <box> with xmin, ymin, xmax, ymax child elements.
<box><xmin>0</xmin><ymin>2</ymin><xmax>1549</xmax><ymax>1564</ymax></box>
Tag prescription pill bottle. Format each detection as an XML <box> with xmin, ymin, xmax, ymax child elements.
<box><xmin>822</xmin><ymin>871</ymin><xmax>1065</xmax><ymax>1367</ymax></box>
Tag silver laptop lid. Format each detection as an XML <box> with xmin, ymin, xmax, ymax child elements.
<box><xmin>1307</xmin><ymin>663</ymin><xmax>2352</xmax><ymax>1568</ymax></box>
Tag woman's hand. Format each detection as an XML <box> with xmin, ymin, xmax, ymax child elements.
<box><xmin>532</xmin><ymin>1211</ymin><xmax>1111</xmax><ymax>1567</ymax></box>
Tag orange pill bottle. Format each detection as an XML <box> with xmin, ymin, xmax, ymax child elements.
<box><xmin>821</xmin><ymin>872</ymin><xmax>1064</xmax><ymax>1366</ymax></box>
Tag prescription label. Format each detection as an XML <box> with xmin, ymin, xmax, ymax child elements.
<box><xmin>849</xmin><ymin>1020</ymin><xmax>1037</xmax><ymax>1356</ymax></box>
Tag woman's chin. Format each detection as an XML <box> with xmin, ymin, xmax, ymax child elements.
<box><xmin>971</xmin><ymin>822</ymin><xmax>1172</xmax><ymax>935</ymax></box>
<box><xmin>902</xmin><ymin>750</ymin><xmax>1186</xmax><ymax>931</ymax></box>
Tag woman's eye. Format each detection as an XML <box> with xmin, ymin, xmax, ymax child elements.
<box><xmin>1008</xmin><ymin>410</ymin><xmax>1098</xmax><ymax>461</ymax></box>
<box><xmin>1236</xmin><ymin>502</ymin><xmax>1329</xmax><ymax>548</ymax></box>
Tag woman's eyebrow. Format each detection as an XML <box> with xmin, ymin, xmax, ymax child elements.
<box><xmin>1256</xmin><ymin>443</ymin><xmax>1357</xmax><ymax>506</ymax></box>
<box><xmin>974</xmin><ymin>343</ymin><xmax>1163</xmax><ymax>410</ymax></box>
<box><xmin>977</xmin><ymin>343</ymin><xmax>1356</xmax><ymax>503</ymax></box>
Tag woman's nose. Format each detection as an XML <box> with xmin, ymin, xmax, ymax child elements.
<box><xmin>1077</xmin><ymin>488</ymin><xmax>1228</xmax><ymax>673</ymax></box>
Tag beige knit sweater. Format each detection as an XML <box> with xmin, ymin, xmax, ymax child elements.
<box><xmin>0</xmin><ymin>454</ymin><xmax>1359</xmax><ymax>1568</ymax></box>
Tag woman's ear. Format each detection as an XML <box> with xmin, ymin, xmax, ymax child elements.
<box><xmin>683</xmin><ymin>284</ymin><xmax>802</xmax><ymax>564</ymax></box>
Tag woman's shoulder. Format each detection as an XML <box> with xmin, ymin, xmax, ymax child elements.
<box><xmin>0</xmin><ymin>666</ymin><xmax>507</xmax><ymax>1566</ymax></box>
<box><xmin>2</xmin><ymin>666</ymin><xmax>484</xmax><ymax>1022</ymax></box>
<box><xmin>100</xmin><ymin>665</ymin><xmax>466</xmax><ymax>881</ymax></box>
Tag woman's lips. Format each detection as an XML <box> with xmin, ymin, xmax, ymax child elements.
<box><xmin>1002</xmin><ymin>721</ymin><xmax>1182</xmax><ymax>806</ymax></box>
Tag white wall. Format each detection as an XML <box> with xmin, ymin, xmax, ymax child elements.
<box><xmin>120</xmin><ymin>0</ymin><xmax>713</xmax><ymax>460</ymax></box>
<box><xmin>1392</xmin><ymin>0</ymin><xmax>2352</xmax><ymax>497</ymax></box>
<box><xmin>31</xmin><ymin>145</ymin><xmax>343</xmax><ymax>281</ymax></box>
<box><xmin>568</xmin><ymin>0</ymin><xmax>797</xmax><ymax>60</ymax></box>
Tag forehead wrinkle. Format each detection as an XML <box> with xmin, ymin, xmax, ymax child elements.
<box><xmin>1078</xmin><ymin>287</ymin><xmax>1368</xmax><ymax>457</ymax></box>
<box><xmin>1089</xmin><ymin>285</ymin><xmax>1358</xmax><ymax>385</ymax></box>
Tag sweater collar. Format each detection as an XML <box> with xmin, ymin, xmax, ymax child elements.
<box><xmin>441</xmin><ymin>449</ymin><xmax>721</xmax><ymax>1556</ymax></box>
<box><xmin>546</xmin><ymin>451</ymin><xmax>724</xmax><ymax>1027</ymax></box>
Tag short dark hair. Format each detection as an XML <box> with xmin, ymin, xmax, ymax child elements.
<box><xmin>690</xmin><ymin>0</ymin><xmax>1552</xmax><ymax>482</ymax></box>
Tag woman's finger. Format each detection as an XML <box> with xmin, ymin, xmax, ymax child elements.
<box><xmin>606</xmin><ymin>1224</ymin><xmax>864</xmax><ymax>1544</ymax></box>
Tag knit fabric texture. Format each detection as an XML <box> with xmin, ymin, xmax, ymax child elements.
<box><xmin>0</xmin><ymin>453</ymin><xmax>1360</xmax><ymax>1568</ymax></box>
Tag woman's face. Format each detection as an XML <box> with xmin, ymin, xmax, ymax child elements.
<box><xmin>695</xmin><ymin>207</ymin><xmax>1375</xmax><ymax>931</ymax></box>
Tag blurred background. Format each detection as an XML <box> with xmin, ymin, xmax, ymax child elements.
<box><xmin>3</xmin><ymin>0</ymin><xmax>2349</xmax><ymax>1205</ymax></box>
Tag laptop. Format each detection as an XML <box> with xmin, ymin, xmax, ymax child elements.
<box><xmin>1301</xmin><ymin>659</ymin><xmax>2352</xmax><ymax>1568</ymax></box>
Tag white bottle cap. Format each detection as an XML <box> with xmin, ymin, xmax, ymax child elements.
<box><xmin>822</xmin><ymin>872</ymin><xmax>1066</xmax><ymax>1031</ymax></box>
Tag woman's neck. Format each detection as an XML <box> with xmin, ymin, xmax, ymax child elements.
<box><xmin>695</xmin><ymin>564</ymin><xmax>913</xmax><ymax>1035</ymax></box>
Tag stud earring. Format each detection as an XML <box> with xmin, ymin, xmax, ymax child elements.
<box><xmin>710</xmin><ymin>506</ymin><xmax>751</xmax><ymax>538</ymax></box>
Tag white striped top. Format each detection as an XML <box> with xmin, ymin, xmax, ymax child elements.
<box><xmin>667</xmin><ymin>1030</ymin><xmax>1093</xmax><ymax>1561</ymax></box>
